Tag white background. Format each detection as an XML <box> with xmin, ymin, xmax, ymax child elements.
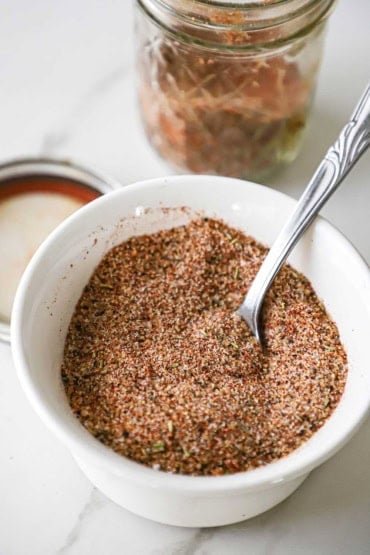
<box><xmin>0</xmin><ymin>1</ymin><xmax>369</xmax><ymax>554</ymax></box>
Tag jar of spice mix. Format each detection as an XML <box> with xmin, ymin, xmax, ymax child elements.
<box><xmin>135</xmin><ymin>0</ymin><xmax>336</xmax><ymax>180</ymax></box>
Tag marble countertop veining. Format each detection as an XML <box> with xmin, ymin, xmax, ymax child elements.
<box><xmin>0</xmin><ymin>1</ymin><xmax>369</xmax><ymax>554</ymax></box>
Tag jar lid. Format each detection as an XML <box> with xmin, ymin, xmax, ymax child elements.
<box><xmin>0</xmin><ymin>157</ymin><xmax>119</xmax><ymax>343</ymax></box>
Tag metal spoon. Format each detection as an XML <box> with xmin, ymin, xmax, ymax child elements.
<box><xmin>238</xmin><ymin>84</ymin><xmax>370</xmax><ymax>345</ymax></box>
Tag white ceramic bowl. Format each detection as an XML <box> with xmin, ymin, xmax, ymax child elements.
<box><xmin>12</xmin><ymin>176</ymin><xmax>370</xmax><ymax>527</ymax></box>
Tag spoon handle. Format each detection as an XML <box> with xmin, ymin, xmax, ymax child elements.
<box><xmin>239</xmin><ymin>83</ymin><xmax>370</xmax><ymax>336</ymax></box>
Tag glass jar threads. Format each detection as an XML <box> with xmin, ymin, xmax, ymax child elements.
<box><xmin>135</xmin><ymin>0</ymin><xmax>336</xmax><ymax>180</ymax></box>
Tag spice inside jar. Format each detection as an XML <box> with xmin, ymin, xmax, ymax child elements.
<box><xmin>136</xmin><ymin>0</ymin><xmax>336</xmax><ymax>180</ymax></box>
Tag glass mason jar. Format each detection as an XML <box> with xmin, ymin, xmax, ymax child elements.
<box><xmin>135</xmin><ymin>0</ymin><xmax>336</xmax><ymax>181</ymax></box>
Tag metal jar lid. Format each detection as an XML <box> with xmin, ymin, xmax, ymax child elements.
<box><xmin>0</xmin><ymin>157</ymin><xmax>120</xmax><ymax>343</ymax></box>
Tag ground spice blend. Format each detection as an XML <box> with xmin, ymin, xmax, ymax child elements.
<box><xmin>62</xmin><ymin>219</ymin><xmax>347</xmax><ymax>476</ymax></box>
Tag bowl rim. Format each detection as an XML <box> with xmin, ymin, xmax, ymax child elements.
<box><xmin>11</xmin><ymin>175</ymin><xmax>370</xmax><ymax>495</ymax></box>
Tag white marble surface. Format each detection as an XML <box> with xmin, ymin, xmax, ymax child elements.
<box><xmin>0</xmin><ymin>1</ymin><xmax>369</xmax><ymax>554</ymax></box>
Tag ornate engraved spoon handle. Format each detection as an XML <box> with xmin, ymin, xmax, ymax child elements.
<box><xmin>238</xmin><ymin>84</ymin><xmax>370</xmax><ymax>343</ymax></box>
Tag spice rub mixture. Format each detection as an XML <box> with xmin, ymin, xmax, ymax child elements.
<box><xmin>139</xmin><ymin>41</ymin><xmax>310</xmax><ymax>180</ymax></box>
<box><xmin>62</xmin><ymin>218</ymin><xmax>347</xmax><ymax>475</ymax></box>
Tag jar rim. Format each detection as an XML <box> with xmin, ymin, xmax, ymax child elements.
<box><xmin>183</xmin><ymin>0</ymin><xmax>312</xmax><ymax>8</ymax></box>
<box><xmin>138</xmin><ymin>0</ymin><xmax>336</xmax><ymax>50</ymax></box>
